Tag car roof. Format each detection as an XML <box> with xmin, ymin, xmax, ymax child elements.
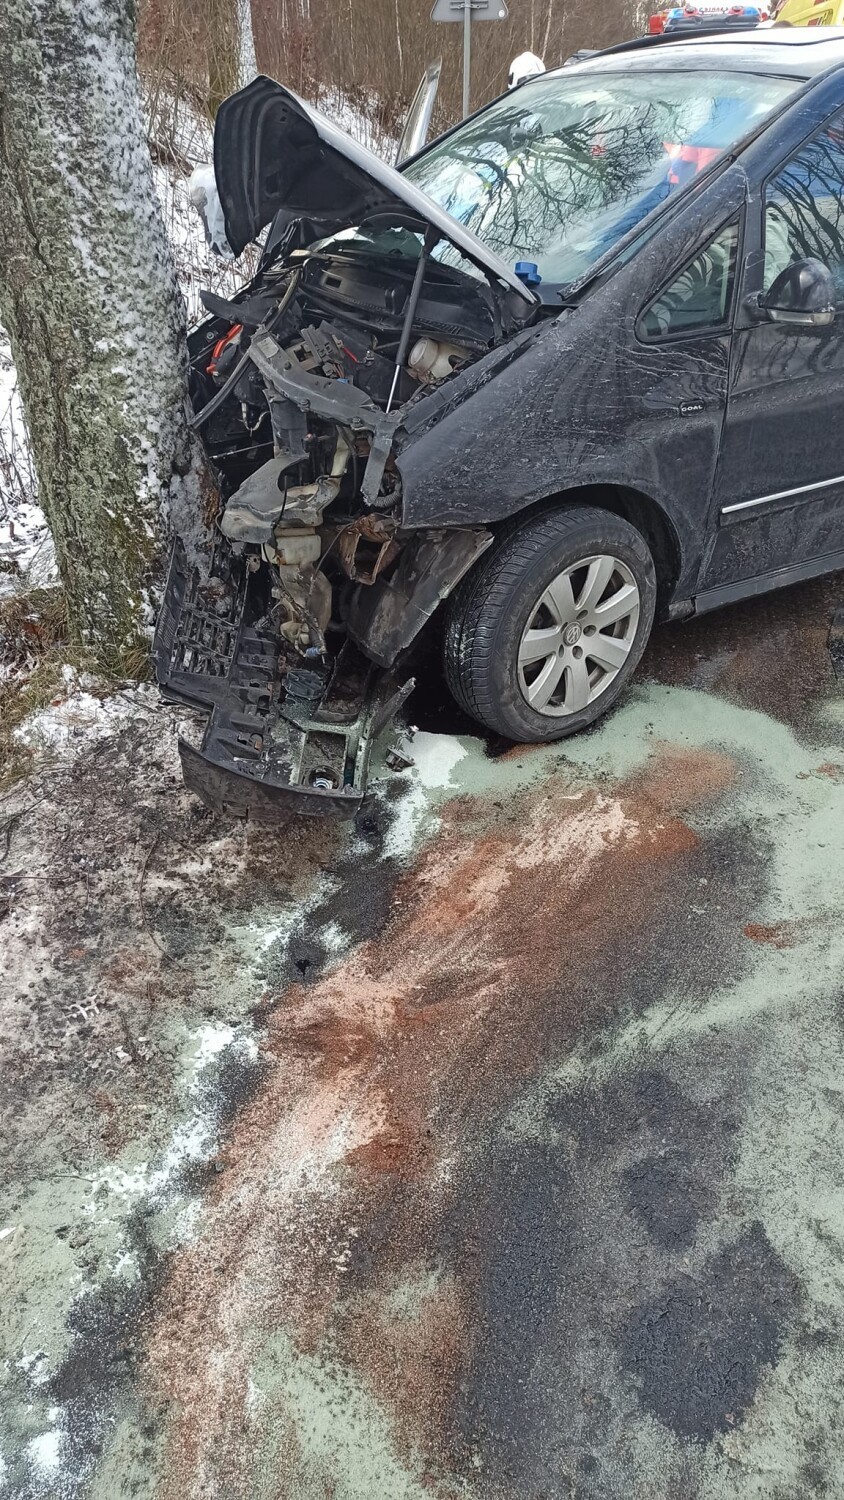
<box><xmin>541</xmin><ymin>27</ymin><xmax>844</xmax><ymax>79</ymax></box>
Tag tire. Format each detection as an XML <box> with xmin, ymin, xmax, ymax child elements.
<box><xmin>443</xmin><ymin>505</ymin><xmax>657</xmax><ymax>742</ymax></box>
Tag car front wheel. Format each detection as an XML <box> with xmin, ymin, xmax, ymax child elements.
<box><xmin>443</xmin><ymin>505</ymin><xmax>657</xmax><ymax>742</ymax></box>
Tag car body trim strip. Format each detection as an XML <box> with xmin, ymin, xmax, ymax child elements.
<box><xmin>721</xmin><ymin>472</ymin><xmax>844</xmax><ymax>515</ymax></box>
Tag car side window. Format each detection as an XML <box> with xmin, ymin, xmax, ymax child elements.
<box><xmin>764</xmin><ymin>115</ymin><xmax>844</xmax><ymax>305</ymax></box>
<box><xmin>638</xmin><ymin>221</ymin><xmax>739</xmax><ymax>340</ymax></box>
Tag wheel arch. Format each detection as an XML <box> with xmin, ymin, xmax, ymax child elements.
<box><xmin>493</xmin><ymin>484</ymin><xmax>684</xmax><ymax>611</ymax></box>
<box><xmin>350</xmin><ymin>485</ymin><xmax>683</xmax><ymax>670</ymax></box>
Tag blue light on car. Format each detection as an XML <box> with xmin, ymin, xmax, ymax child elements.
<box><xmin>665</xmin><ymin>3</ymin><xmax>760</xmax><ymax>15</ymax></box>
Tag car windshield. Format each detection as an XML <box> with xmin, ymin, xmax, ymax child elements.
<box><xmin>395</xmin><ymin>67</ymin><xmax>799</xmax><ymax>289</ymax></box>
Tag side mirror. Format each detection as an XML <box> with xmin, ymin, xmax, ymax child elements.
<box><xmin>760</xmin><ymin>257</ymin><xmax>836</xmax><ymax>327</ymax></box>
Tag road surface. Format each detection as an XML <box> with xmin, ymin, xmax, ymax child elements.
<box><xmin>2</xmin><ymin>576</ymin><xmax>844</xmax><ymax>1499</ymax></box>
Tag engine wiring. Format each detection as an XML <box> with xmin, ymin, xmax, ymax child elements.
<box><xmin>190</xmin><ymin>268</ymin><xmax>302</xmax><ymax>432</ymax></box>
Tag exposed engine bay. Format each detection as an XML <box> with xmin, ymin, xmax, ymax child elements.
<box><xmin>154</xmin><ymin>94</ymin><xmax>538</xmax><ymax>817</ymax></box>
<box><xmin>194</xmin><ymin>236</ymin><xmax>512</xmax><ymax>559</ymax></box>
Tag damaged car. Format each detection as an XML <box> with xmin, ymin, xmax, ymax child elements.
<box><xmin>157</xmin><ymin>30</ymin><xmax>844</xmax><ymax>816</ymax></box>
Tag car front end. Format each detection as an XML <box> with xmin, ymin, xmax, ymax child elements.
<box><xmin>155</xmin><ymin>57</ymin><xmax>807</xmax><ymax>818</ymax></box>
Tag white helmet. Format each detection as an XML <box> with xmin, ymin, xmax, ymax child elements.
<box><xmin>507</xmin><ymin>51</ymin><xmax>545</xmax><ymax>88</ymax></box>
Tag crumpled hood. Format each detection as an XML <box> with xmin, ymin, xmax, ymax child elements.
<box><xmin>213</xmin><ymin>76</ymin><xmax>536</xmax><ymax>304</ymax></box>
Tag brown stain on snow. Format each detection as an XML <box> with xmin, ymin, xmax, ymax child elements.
<box><xmin>633</xmin><ymin>742</ymin><xmax>738</xmax><ymax>814</ymax></box>
<box><xmin>743</xmin><ymin>922</ymin><xmax>797</xmax><ymax>949</ymax></box>
<box><xmin>343</xmin><ymin>1267</ymin><xmax>468</xmax><ymax>1465</ymax></box>
<box><xmin>495</xmin><ymin>741</ymin><xmax>549</xmax><ymax>763</ymax></box>
<box><xmin>143</xmin><ymin>745</ymin><xmax>737</xmax><ymax>1499</ymax></box>
<box><xmin>269</xmin><ymin>1003</ymin><xmax>381</xmax><ymax>1074</ymax></box>
<box><xmin>815</xmin><ymin>762</ymin><xmax>844</xmax><ymax>783</ymax></box>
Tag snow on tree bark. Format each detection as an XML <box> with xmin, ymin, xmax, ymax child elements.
<box><xmin>0</xmin><ymin>0</ymin><xmax>202</xmax><ymax>663</ymax></box>
<box><xmin>239</xmin><ymin>0</ymin><xmax>258</xmax><ymax>87</ymax></box>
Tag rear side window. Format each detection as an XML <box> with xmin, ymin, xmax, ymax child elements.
<box><xmin>764</xmin><ymin>113</ymin><xmax>844</xmax><ymax>304</ymax></box>
<box><xmin>638</xmin><ymin>221</ymin><xmax>739</xmax><ymax>339</ymax></box>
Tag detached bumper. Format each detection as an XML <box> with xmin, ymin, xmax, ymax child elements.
<box><xmin>153</xmin><ymin>543</ymin><xmax>411</xmax><ymax>821</ymax></box>
<box><xmin>177</xmin><ymin>736</ymin><xmax>362</xmax><ymax>818</ymax></box>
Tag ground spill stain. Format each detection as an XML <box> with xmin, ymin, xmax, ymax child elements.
<box><xmin>743</xmin><ymin>923</ymin><xmax>796</xmax><ymax>949</ymax></box>
<box><xmin>140</xmin><ymin>746</ymin><xmax>740</xmax><ymax>1496</ymax></box>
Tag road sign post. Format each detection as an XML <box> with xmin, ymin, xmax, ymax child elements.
<box><xmin>430</xmin><ymin>0</ymin><xmax>509</xmax><ymax>118</ymax></box>
<box><xmin>463</xmin><ymin>0</ymin><xmax>471</xmax><ymax>119</ymax></box>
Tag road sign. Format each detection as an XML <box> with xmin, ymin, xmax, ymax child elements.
<box><xmin>430</xmin><ymin>0</ymin><xmax>509</xmax><ymax>118</ymax></box>
<box><xmin>431</xmin><ymin>0</ymin><xmax>508</xmax><ymax>18</ymax></box>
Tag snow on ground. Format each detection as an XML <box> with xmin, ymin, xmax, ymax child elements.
<box><xmin>145</xmin><ymin>89</ymin><xmax>252</xmax><ymax>325</ymax></box>
<box><xmin>313</xmin><ymin>85</ymin><xmax>398</xmax><ymax>158</ymax></box>
<box><xmin>0</xmin><ymin>332</ymin><xmax>54</xmax><ymax>602</ymax></box>
<box><xmin>12</xmin><ymin>665</ymin><xmax>160</xmax><ymax>753</ymax></box>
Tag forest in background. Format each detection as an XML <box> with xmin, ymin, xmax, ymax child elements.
<box><xmin>140</xmin><ymin>0</ymin><xmax>649</xmax><ymax>151</ymax></box>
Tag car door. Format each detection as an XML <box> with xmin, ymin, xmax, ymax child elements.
<box><xmin>700</xmin><ymin>108</ymin><xmax>844</xmax><ymax>600</ymax></box>
<box><xmin>398</xmin><ymin>166</ymin><xmax>751</xmax><ymax>606</ymax></box>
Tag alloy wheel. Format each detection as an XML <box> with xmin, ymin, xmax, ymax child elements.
<box><xmin>516</xmin><ymin>553</ymin><xmax>641</xmax><ymax>716</ymax></box>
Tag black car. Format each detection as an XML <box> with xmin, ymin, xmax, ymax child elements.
<box><xmin>157</xmin><ymin>29</ymin><xmax>844</xmax><ymax>818</ymax></box>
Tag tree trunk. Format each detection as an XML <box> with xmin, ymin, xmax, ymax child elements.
<box><xmin>239</xmin><ymin>0</ymin><xmax>258</xmax><ymax>86</ymax></box>
<box><xmin>0</xmin><ymin>0</ymin><xmax>197</xmax><ymax>667</ymax></box>
<box><xmin>206</xmin><ymin>0</ymin><xmax>240</xmax><ymax>117</ymax></box>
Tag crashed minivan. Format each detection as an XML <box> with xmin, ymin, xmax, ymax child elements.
<box><xmin>156</xmin><ymin>30</ymin><xmax>844</xmax><ymax>816</ymax></box>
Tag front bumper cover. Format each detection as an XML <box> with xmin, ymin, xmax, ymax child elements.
<box><xmin>153</xmin><ymin>542</ymin><xmax>411</xmax><ymax>820</ymax></box>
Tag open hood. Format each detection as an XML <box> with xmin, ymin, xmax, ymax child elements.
<box><xmin>213</xmin><ymin>76</ymin><xmax>536</xmax><ymax>304</ymax></box>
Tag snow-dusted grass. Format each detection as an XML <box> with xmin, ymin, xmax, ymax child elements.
<box><xmin>0</xmin><ymin>590</ymin><xmax>93</xmax><ymax>789</ymax></box>
<box><xmin>12</xmin><ymin>665</ymin><xmax>158</xmax><ymax>754</ymax></box>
